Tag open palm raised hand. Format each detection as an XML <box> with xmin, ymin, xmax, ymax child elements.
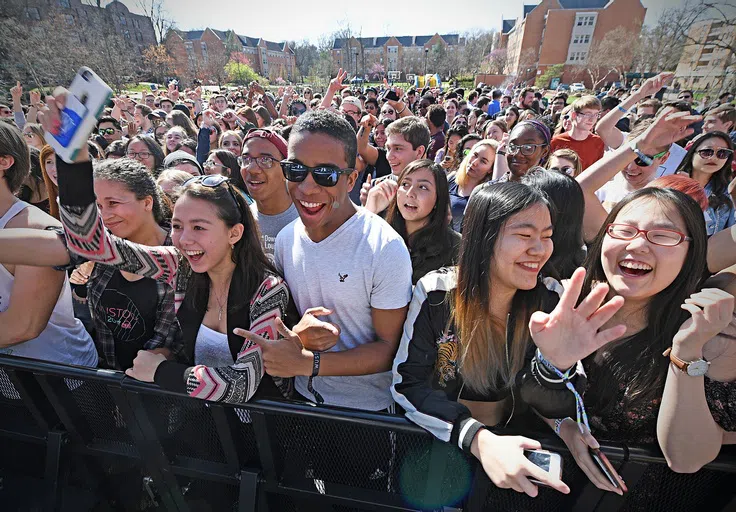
<box><xmin>530</xmin><ymin>268</ymin><xmax>627</xmax><ymax>370</ymax></box>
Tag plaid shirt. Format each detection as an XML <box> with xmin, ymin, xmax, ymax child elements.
<box><xmin>86</xmin><ymin>232</ymin><xmax>182</xmax><ymax>370</ymax></box>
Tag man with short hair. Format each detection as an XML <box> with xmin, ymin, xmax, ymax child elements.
<box><xmin>677</xmin><ymin>89</ymin><xmax>695</xmax><ymax>107</ymax></box>
<box><xmin>0</xmin><ymin>104</ymin><xmax>12</xmax><ymax>118</ymax></box>
<box><xmin>144</xmin><ymin>93</ymin><xmax>156</xmax><ymax>109</ymax></box>
<box><xmin>406</xmin><ymin>89</ymin><xmax>417</xmax><ymax>112</ymax></box>
<box><xmin>476</xmin><ymin>96</ymin><xmax>491</xmax><ymax>114</ymax></box>
<box><xmin>255</xmin><ymin>110</ymin><xmax>412</xmax><ymax>414</ymax></box>
<box><xmin>488</xmin><ymin>90</ymin><xmax>502</xmax><ymax>117</ymax></box>
<box><xmin>550</xmin><ymin>95</ymin><xmax>605</xmax><ymax>170</ymax></box>
<box><xmin>702</xmin><ymin>105</ymin><xmax>735</xmax><ymax>140</ymax></box>
<box><xmin>96</xmin><ymin>116</ymin><xmax>124</xmax><ymax>147</ymax></box>
<box><xmin>365</xmin><ymin>87</ymin><xmax>377</xmax><ymax>100</ymax></box>
<box><xmin>425</xmin><ymin>104</ymin><xmax>447</xmax><ymax>161</ymax></box>
<box><xmin>517</xmin><ymin>87</ymin><xmax>535</xmax><ymax>110</ymax></box>
<box><xmin>550</xmin><ymin>94</ymin><xmax>567</xmax><ymax>114</ymax></box>
<box><xmin>134</xmin><ymin>104</ymin><xmax>155</xmax><ymax>136</ymax></box>
<box><xmin>159</xmin><ymin>98</ymin><xmax>174</xmax><ymax>114</ymax></box>
<box><xmin>340</xmin><ymin>96</ymin><xmax>363</xmax><ymax>126</ymax></box>
<box><xmin>467</xmin><ymin>90</ymin><xmax>478</xmax><ymax>106</ymax></box>
<box><xmin>417</xmin><ymin>95</ymin><xmax>434</xmax><ymax>118</ymax></box>
<box><xmin>213</xmin><ymin>94</ymin><xmax>228</xmax><ymax>113</ymax></box>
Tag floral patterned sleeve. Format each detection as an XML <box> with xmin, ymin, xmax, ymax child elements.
<box><xmin>705</xmin><ymin>378</ymin><xmax>736</xmax><ymax>432</ymax></box>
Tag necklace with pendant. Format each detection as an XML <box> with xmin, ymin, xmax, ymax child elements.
<box><xmin>213</xmin><ymin>284</ymin><xmax>229</xmax><ymax>322</ymax></box>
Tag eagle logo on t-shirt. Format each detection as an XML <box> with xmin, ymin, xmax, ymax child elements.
<box><xmin>338</xmin><ymin>273</ymin><xmax>348</xmax><ymax>282</ymax></box>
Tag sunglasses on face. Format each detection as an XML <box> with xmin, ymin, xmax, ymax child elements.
<box><xmin>98</xmin><ymin>128</ymin><xmax>117</xmax><ymax>136</ymax></box>
<box><xmin>280</xmin><ymin>160</ymin><xmax>353</xmax><ymax>187</ymax></box>
<box><xmin>606</xmin><ymin>223</ymin><xmax>691</xmax><ymax>247</ymax></box>
<box><xmin>697</xmin><ymin>147</ymin><xmax>733</xmax><ymax>160</ymax></box>
<box><xmin>183</xmin><ymin>174</ymin><xmax>243</xmax><ymax>219</ymax></box>
<box><xmin>507</xmin><ymin>142</ymin><xmax>547</xmax><ymax>156</ymax></box>
<box><xmin>634</xmin><ymin>149</ymin><xmax>668</xmax><ymax>167</ymax></box>
<box><xmin>382</xmin><ymin>109</ymin><xmax>395</xmax><ymax>115</ymax></box>
<box><xmin>238</xmin><ymin>155</ymin><xmax>276</xmax><ymax>170</ymax></box>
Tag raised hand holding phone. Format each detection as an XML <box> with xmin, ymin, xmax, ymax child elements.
<box><xmin>39</xmin><ymin>67</ymin><xmax>112</xmax><ymax>163</ymax></box>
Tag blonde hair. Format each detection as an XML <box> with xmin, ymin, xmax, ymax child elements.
<box><xmin>547</xmin><ymin>148</ymin><xmax>583</xmax><ymax>177</ymax></box>
<box><xmin>455</xmin><ymin>139</ymin><xmax>499</xmax><ymax>188</ymax></box>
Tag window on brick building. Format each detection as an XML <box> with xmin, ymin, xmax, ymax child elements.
<box><xmin>58</xmin><ymin>0</ymin><xmax>71</xmax><ymax>8</ymax></box>
<box><xmin>135</xmin><ymin>32</ymin><xmax>143</xmax><ymax>42</ymax></box>
<box><xmin>119</xmin><ymin>15</ymin><xmax>127</xmax><ymax>25</ymax></box>
<box><xmin>124</xmin><ymin>30</ymin><xmax>130</xmax><ymax>40</ymax></box>
<box><xmin>201</xmin><ymin>42</ymin><xmax>209</xmax><ymax>63</ymax></box>
<box><xmin>25</xmin><ymin>7</ymin><xmax>41</xmax><ymax>20</ymax></box>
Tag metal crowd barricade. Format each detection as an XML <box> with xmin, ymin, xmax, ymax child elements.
<box><xmin>0</xmin><ymin>354</ymin><xmax>734</xmax><ymax>512</ymax></box>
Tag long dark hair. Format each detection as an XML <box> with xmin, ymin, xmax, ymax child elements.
<box><xmin>453</xmin><ymin>182</ymin><xmax>554</xmax><ymax>393</ymax></box>
<box><xmin>385</xmin><ymin>160</ymin><xmax>453</xmax><ymax>279</ymax></box>
<box><xmin>180</xmin><ymin>180</ymin><xmax>277</xmax><ymax>313</ymax></box>
<box><xmin>675</xmin><ymin>131</ymin><xmax>734</xmax><ymax>211</ymax></box>
<box><xmin>582</xmin><ymin>188</ymin><xmax>708</xmax><ymax>411</ymax></box>
<box><xmin>208</xmin><ymin>149</ymin><xmax>244</xmax><ymax>190</ymax></box>
<box><xmin>522</xmin><ymin>167</ymin><xmax>584</xmax><ymax>280</ymax></box>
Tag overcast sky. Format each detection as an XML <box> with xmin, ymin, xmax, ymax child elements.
<box><xmin>118</xmin><ymin>0</ymin><xmax>689</xmax><ymax>43</ymax></box>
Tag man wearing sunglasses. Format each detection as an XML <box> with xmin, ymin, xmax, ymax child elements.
<box><xmin>268</xmin><ymin>110</ymin><xmax>412</xmax><ymax>414</ymax></box>
<box><xmin>551</xmin><ymin>95</ymin><xmax>605</xmax><ymax>171</ymax></box>
<box><xmin>96</xmin><ymin>116</ymin><xmax>123</xmax><ymax>146</ymax></box>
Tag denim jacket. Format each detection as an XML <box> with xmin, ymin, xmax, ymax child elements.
<box><xmin>704</xmin><ymin>181</ymin><xmax>736</xmax><ymax>236</ymax></box>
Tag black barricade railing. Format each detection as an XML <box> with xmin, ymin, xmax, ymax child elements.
<box><xmin>0</xmin><ymin>354</ymin><xmax>734</xmax><ymax>512</ymax></box>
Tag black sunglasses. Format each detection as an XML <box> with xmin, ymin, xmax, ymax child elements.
<box><xmin>280</xmin><ymin>160</ymin><xmax>354</xmax><ymax>187</ymax></box>
<box><xmin>98</xmin><ymin>128</ymin><xmax>117</xmax><ymax>135</ymax></box>
<box><xmin>183</xmin><ymin>175</ymin><xmax>243</xmax><ymax>220</ymax></box>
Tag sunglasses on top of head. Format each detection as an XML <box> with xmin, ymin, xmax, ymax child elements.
<box><xmin>280</xmin><ymin>160</ymin><xmax>354</xmax><ymax>187</ymax></box>
<box><xmin>182</xmin><ymin>174</ymin><xmax>244</xmax><ymax>220</ymax></box>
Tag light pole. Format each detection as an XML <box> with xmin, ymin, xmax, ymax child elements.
<box><xmin>353</xmin><ymin>48</ymin><xmax>358</xmax><ymax>80</ymax></box>
<box><xmin>424</xmin><ymin>48</ymin><xmax>429</xmax><ymax>76</ymax></box>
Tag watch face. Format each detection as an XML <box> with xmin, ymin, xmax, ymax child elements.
<box><xmin>687</xmin><ymin>360</ymin><xmax>709</xmax><ymax>377</ymax></box>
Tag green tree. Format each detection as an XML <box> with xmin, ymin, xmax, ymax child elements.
<box><xmin>225</xmin><ymin>52</ymin><xmax>266</xmax><ymax>85</ymax></box>
<box><xmin>536</xmin><ymin>64</ymin><xmax>564</xmax><ymax>88</ymax></box>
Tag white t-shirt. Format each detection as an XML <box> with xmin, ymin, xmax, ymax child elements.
<box><xmin>275</xmin><ymin>207</ymin><xmax>413</xmax><ymax>411</ymax></box>
<box><xmin>595</xmin><ymin>173</ymin><xmax>635</xmax><ymax>212</ymax></box>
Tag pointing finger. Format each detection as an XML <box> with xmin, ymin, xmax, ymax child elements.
<box><xmin>233</xmin><ymin>328</ymin><xmax>269</xmax><ymax>348</ymax></box>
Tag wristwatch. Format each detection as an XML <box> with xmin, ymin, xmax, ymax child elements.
<box><xmin>663</xmin><ymin>347</ymin><xmax>710</xmax><ymax>377</ymax></box>
<box><xmin>628</xmin><ymin>140</ymin><xmax>654</xmax><ymax>166</ymax></box>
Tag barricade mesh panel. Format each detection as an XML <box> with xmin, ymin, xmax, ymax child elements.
<box><xmin>176</xmin><ymin>476</ymin><xmax>239</xmax><ymax>511</ymax></box>
<box><xmin>67</xmin><ymin>379</ymin><xmax>138</xmax><ymax>455</ymax></box>
<box><xmin>271</xmin><ymin>413</ymin><xmax>474</xmax><ymax>509</ymax></box>
<box><xmin>619</xmin><ymin>463</ymin><xmax>736</xmax><ymax>512</ymax></box>
<box><xmin>0</xmin><ymin>370</ymin><xmax>43</xmax><ymax>438</ymax></box>
<box><xmin>483</xmin><ymin>450</ymin><xmax>585</xmax><ymax>512</ymax></box>
<box><xmin>139</xmin><ymin>394</ymin><xmax>228</xmax><ymax>464</ymax></box>
<box><xmin>231</xmin><ymin>406</ymin><xmax>260</xmax><ymax>465</ymax></box>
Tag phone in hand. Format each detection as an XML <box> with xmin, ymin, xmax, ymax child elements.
<box><xmin>44</xmin><ymin>67</ymin><xmax>112</xmax><ymax>162</ymax></box>
<box><xmin>589</xmin><ymin>448</ymin><xmax>628</xmax><ymax>492</ymax></box>
<box><xmin>382</xmin><ymin>89</ymin><xmax>400</xmax><ymax>103</ymax></box>
<box><xmin>524</xmin><ymin>449</ymin><xmax>563</xmax><ymax>486</ymax></box>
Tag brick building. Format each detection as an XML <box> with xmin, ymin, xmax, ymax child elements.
<box><xmin>674</xmin><ymin>19</ymin><xmax>736</xmax><ymax>93</ymax></box>
<box><xmin>166</xmin><ymin>29</ymin><xmax>296</xmax><ymax>82</ymax></box>
<box><xmin>500</xmin><ymin>0</ymin><xmax>646</xmax><ymax>88</ymax></box>
<box><xmin>331</xmin><ymin>34</ymin><xmax>463</xmax><ymax>79</ymax></box>
<box><xmin>12</xmin><ymin>0</ymin><xmax>156</xmax><ymax>55</ymax></box>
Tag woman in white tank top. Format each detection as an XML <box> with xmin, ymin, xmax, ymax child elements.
<box><xmin>0</xmin><ymin>122</ymin><xmax>97</xmax><ymax>367</ymax></box>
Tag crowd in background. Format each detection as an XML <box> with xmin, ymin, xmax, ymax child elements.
<box><xmin>0</xmin><ymin>68</ymin><xmax>735</xmax><ymax>499</ymax></box>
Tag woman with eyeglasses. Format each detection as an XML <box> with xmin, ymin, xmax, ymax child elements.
<box><xmin>675</xmin><ymin>131</ymin><xmax>735</xmax><ymax>236</ymax></box>
<box><xmin>239</xmin><ymin>129</ymin><xmax>297</xmax><ymax>259</ymax></box>
<box><xmin>492</xmin><ymin>120</ymin><xmax>551</xmax><ymax>182</ymax></box>
<box><xmin>125</xmin><ymin>135</ymin><xmax>165</xmax><ymax>176</ymax></box>
<box><xmin>447</xmin><ymin>140</ymin><xmax>498</xmax><ymax>232</ymax></box>
<box><xmin>13</xmin><ymin>91</ymin><xmax>298</xmax><ymax>404</ymax></box>
<box><xmin>22</xmin><ymin>123</ymin><xmax>46</xmax><ymax>150</ymax></box>
<box><xmin>529</xmin><ymin>187</ymin><xmax>736</xmax><ymax>493</ymax></box>
<box><xmin>546</xmin><ymin>148</ymin><xmax>582</xmax><ymax>177</ymax></box>
<box><xmin>392</xmin><ymin>181</ymin><xmax>624</xmax><ymax>498</ymax></box>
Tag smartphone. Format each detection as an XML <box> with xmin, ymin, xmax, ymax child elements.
<box><xmin>524</xmin><ymin>449</ymin><xmax>563</xmax><ymax>486</ymax></box>
<box><xmin>589</xmin><ymin>448</ymin><xmax>628</xmax><ymax>492</ymax></box>
<box><xmin>45</xmin><ymin>67</ymin><xmax>112</xmax><ymax>162</ymax></box>
<box><xmin>382</xmin><ymin>90</ymin><xmax>400</xmax><ymax>103</ymax></box>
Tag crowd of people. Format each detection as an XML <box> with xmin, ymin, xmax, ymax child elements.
<box><xmin>0</xmin><ymin>68</ymin><xmax>735</xmax><ymax>501</ymax></box>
